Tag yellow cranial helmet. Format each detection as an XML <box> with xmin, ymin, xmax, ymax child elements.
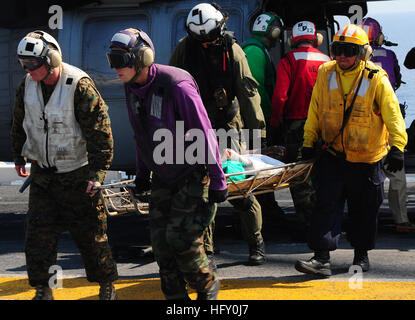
<box><xmin>330</xmin><ymin>24</ymin><xmax>372</xmax><ymax>61</ymax></box>
<box><xmin>333</xmin><ymin>24</ymin><xmax>369</xmax><ymax>46</ymax></box>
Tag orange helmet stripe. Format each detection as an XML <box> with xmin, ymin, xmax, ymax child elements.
<box><xmin>342</xmin><ymin>25</ymin><xmax>350</xmax><ymax>36</ymax></box>
<box><xmin>333</xmin><ymin>24</ymin><xmax>369</xmax><ymax>45</ymax></box>
<box><xmin>352</xmin><ymin>28</ymin><xmax>359</xmax><ymax>37</ymax></box>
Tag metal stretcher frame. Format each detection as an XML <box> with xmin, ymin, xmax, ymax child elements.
<box><xmin>96</xmin><ymin>180</ymin><xmax>149</xmax><ymax>216</ymax></box>
<box><xmin>96</xmin><ymin>160</ymin><xmax>314</xmax><ymax>217</ymax></box>
<box><xmin>225</xmin><ymin>160</ymin><xmax>314</xmax><ymax>200</ymax></box>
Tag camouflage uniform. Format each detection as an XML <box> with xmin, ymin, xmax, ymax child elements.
<box><xmin>150</xmin><ymin>166</ymin><xmax>217</xmax><ymax>299</ymax></box>
<box><xmin>169</xmin><ymin>35</ymin><xmax>266</xmax><ymax>257</ymax></box>
<box><xmin>11</xmin><ymin>76</ymin><xmax>118</xmax><ymax>287</ymax></box>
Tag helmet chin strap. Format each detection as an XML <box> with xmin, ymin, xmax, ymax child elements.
<box><xmin>41</xmin><ymin>64</ymin><xmax>61</xmax><ymax>84</ymax></box>
<box><xmin>127</xmin><ymin>66</ymin><xmax>143</xmax><ymax>85</ymax></box>
<box><xmin>40</xmin><ymin>65</ymin><xmax>53</xmax><ymax>82</ymax></box>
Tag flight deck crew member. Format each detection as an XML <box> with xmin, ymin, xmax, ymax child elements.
<box><xmin>241</xmin><ymin>12</ymin><xmax>282</xmax><ymax>144</ymax></box>
<box><xmin>361</xmin><ymin>17</ymin><xmax>414</xmax><ymax>232</ymax></box>
<box><xmin>169</xmin><ymin>2</ymin><xmax>267</xmax><ymax>266</ymax></box>
<box><xmin>270</xmin><ymin>20</ymin><xmax>331</xmax><ymax>234</ymax></box>
<box><xmin>11</xmin><ymin>30</ymin><xmax>118</xmax><ymax>300</ymax></box>
<box><xmin>241</xmin><ymin>12</ymin><xmax>287</xmax><ymax>224</ymax></box>
<box><xmin>294</xmin><ymin>24</ymin><xmax>407</xmax><ymax>276</ymax></box>
<box><xmin>106</xmin><ymin>28</ymin><xmax>227</xmax><ymax>300</ymax></box>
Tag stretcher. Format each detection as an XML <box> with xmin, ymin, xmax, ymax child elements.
<box><xmin>95</xmin><ymin>147</ymin><xmax>314</xmax><ymax>217</ymax></box>
<box><xmin>225</xmin><ymin>159</ymin><xmax>314</xmax><ymax>201</ymax></box>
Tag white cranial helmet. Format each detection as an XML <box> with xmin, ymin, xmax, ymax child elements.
<box><xmin>186</xmin><ymin>3</ymin><xmax>226</xmax><ymax>42</ymax></box>
<box><xmin>17</xmin><ymin>30</ymin><xmax>62</xmax><ymax>68</ymax></box>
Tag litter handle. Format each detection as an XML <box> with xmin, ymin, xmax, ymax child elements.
<box><xmin>19</xmin><ymin>175</ymin><xmax>32</xmax><ymax>193</ymax></box>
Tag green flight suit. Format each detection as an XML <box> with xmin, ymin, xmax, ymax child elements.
<box><xmin>169</xmin><ymin>35</ymin><xmax>266</xmax><ymax>253</ymax></box>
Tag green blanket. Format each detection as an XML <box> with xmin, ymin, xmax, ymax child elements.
<box><xmin>222</xmin><ymin>160</ymin><xmax>247</xmax><ymax>181</ymax></box>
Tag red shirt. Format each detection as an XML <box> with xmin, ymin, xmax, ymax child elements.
<box><xmin>270</xmin><ymin>46</ymin><xmax>331</xmax><ymax>127</ymax></box>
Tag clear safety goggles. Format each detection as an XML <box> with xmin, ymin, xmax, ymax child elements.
<box><xmin>331</xmin><ymin>43</ymin><xmax>361</xmax><ymax>57</ymax></box>
<box><xmin>106</xmin><ymin>50</ymin><xmax>134</xmax><ymax>69</ymax></box>
<box><xmin>18</xmin><ymin>57</ymin><xmax>45</xmax><ymax>71</ymax></box>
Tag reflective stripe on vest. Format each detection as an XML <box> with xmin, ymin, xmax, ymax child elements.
<box><xmin>293</xmin><ymin>51</ymin><xmax>332</xmax><ymax>62</ymax></box>
<box><xmin>319</xmin><ymin>61</ymin><xmax>389</xmax><ymax>163</ymax></box>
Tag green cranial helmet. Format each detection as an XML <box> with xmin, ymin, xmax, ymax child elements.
<box><xmin>251</xmin><ymin>12</ymin><xmax>283</xmax><ymax>40</ymax></box>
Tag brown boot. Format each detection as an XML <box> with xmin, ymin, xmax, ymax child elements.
<box><xmin>32</xmin><ymin>285</ymin><xmax>54</xmax><ymax>300</ymax></box>
<box><xmin>99</xmin><ymin>282</ymin><xmax>118</xmax><ymax>300</ymax></box>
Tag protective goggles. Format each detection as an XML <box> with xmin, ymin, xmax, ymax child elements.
<box><xmin>18</xmin><ymin>57</ymin><xmax>45</xmax><ymax>71</ymax></box>
<box><xmin>331</xmin><ymin>43</ymin><xmax>361</xmax><ymax>57</ymax></box>
<box><xmin>106</xmin><ymin>50</ymin><xmax>134</xmax><ymax>69</ymax></box>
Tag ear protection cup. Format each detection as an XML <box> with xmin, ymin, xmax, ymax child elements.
<box><xmin>139</xmin><ymin>46</ymin><xmax>155</xmax><ymax>67</ymax></box>
<box><xmin>376</xmin><ymin>33</ymin><xmax>385</xmax><ymax>46</ymax></box>
<box><xmin>362</xmin><ymin>44</ymin><xmax>373</xmax><ymax>61</ymax></box>
<box><xmin>46</xmin><ymin>48</ymin><xmax>62</xmax><ymax>68</ymax></box>
<box><xmin>130</xmin><ymin>29</ymin><xmax>155</xmax><ymax>70</ymax></box>
<box><xmin>329</xmin><ymin>43</ymin><xmax>334</xmax><ymax>59</ymax></box>
<box><xmin>269</xmin><ymin>26</ymin><xmax>281</xmax><ymax>39</ymax></box>
<box><xmin>314</xmin><ymin>32</ymin><xmax>323</xmax><ymax>47</ymax></box>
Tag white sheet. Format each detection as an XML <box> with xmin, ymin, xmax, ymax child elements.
<box><xmin>242</xmin><ymin>154</ymin><xmax>285</xmax><ymax>178</ymax></box>
<box><xmin>222</xmin><ymin>149</ymin><xmax>285</xmax><ymax>179</ymax></box>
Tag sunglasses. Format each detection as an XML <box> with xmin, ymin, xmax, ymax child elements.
<box><xmin>18</xmin><ymin>57</ymin><xmax>45</xmax><ymax>71</ymax></box>
<box><xmin>106</xmin><ymin>50</ymin><xmax>134</xmax><ymax>69</ymax></box>
<box><xmin>331</xmin><ymin>43</ymin><xmax>360</xmax><ymax>57</ymax></box>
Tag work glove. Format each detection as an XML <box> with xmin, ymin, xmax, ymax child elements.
<box><xmin>134</xmin><ymin>177</ymin><xmax>151</xmax><ymax>202</ymax></box>
<box><xmin>208</xmin><ymin>188</ymin><xmax>228</xmax><ymax>203</ymax></box>
<box><xmin>384</xmin><ymin>146</ymin><xmax>404</xmax><ymax>173</ymax></box>
<box><xmin>301</xmin><ymin>147</ymin><xmax>315</xmax><ymax>161</ymax></box>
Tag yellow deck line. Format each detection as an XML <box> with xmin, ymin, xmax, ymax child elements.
<box><xmin>1</xmin><ymin>277</ymin><xmax>415</xmax><ymax>300</ymax></box>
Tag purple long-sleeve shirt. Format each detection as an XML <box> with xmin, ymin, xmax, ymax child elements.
<box><xmin>125</xmin><ymin>63</ymin><xmax>227</xmax><ymax>191</ymax></box>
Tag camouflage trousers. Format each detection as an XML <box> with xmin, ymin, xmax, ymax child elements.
<box><xmin>282</xmin><ymin>119</ymin><xmax>317</xmax><ymax>227</ymax></box>
<box><xmin>150</xmin><ymin>166</ymin><xmax>217</xmax><ymax>300</ymax></box>
<box><xmin>25</xmin><ymin>166</ymin><xmax>118</xmax><ymax>287</ymax></box>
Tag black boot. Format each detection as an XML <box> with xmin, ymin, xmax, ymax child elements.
<box><xmin>353</xmin><ymin>249</ymin><xmax>370</xmax><ymax>272</ymax></box>
<box><xmin>99</xmin><ymin>281</ymin><xmax>118</xmax><ymax>300</ymax></box>
<box><xmin>248</xmin><ymin>239</ymin><xmax>266</xmax><ymax>265</ymax></box>
<box><xmin>197</xmin><ymin>280</ymin><xmax>220</xmax><ymax>300</ymax></box>
<box><xmin>295</xmin><ymin>251</ymin><xmax>331</xmax><ymax>276</ymax></box>
<box><xmin>32</xmin><ymin>285</ymin><xmax>54</xmax><ymax>300</ymax></box>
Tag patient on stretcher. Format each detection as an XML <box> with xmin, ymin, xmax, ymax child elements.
<box><xmin>221</xmin><ymin>148</ymin><xmax>285</xmax><ymax>181</ymax></box>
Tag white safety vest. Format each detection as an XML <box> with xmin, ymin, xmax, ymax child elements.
<box><xmin>21</xmin><ymin>62</ymin><xmax>89</xmax><ymax>173</ymax></box>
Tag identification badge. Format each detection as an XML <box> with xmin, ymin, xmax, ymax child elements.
<box><xmin>150</xmin><ymin>94</ymin><xmax>163</xmax><ymax>119</ymax></box>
